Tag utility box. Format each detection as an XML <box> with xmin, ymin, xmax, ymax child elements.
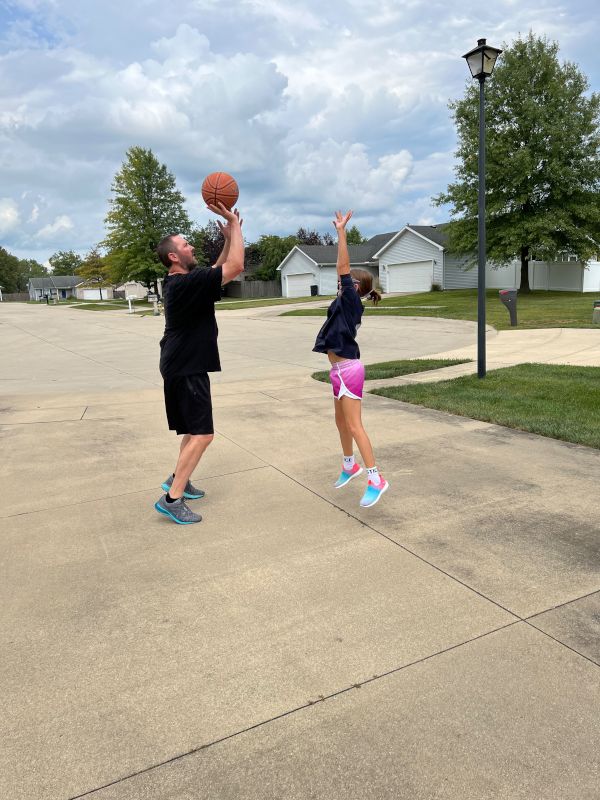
<box><xmin>593</xmin><ymin>300</ymin><xmax>600</xmax><ymax>325</ymax></box>
<box><xmin>499</xmin><ymin>289</ymin><xmax>518</xmax><ymax>326</ymax></box>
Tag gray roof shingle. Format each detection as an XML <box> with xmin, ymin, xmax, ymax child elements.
<box><xmin>292</xmin><ymin>225</ymin><xmax>450</xmax><ymax>266</ymax></box>
<box><xmin>29</xmin><ymin>276</ymin><xmax>82</xmax><ymax>289</ymax></box>
<box><xmin>407</xmin><ymin>224</ymin><xmax>449</xmax><ymax>248</ymax></box>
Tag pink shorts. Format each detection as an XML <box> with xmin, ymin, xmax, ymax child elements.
<box><xmin>329</xmin><ymin>359</ymin><xmax>365</xmax><ymax>400</ymax></box>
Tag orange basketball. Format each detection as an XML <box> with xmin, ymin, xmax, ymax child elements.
<box><xmin>201</xmin><ymin>172</ymin><xmax>239</xmax><ymax>210</ymax></box>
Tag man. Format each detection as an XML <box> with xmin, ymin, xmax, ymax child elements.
<box><xmin>155</xmin><ymin>203</ymin><xmax>244</xmax><ymax>524</ymax></box>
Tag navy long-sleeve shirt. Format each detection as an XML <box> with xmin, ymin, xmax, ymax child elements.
<box><xmin>313</xmin><ymin>273</ymin><xmax>364</xmax><ymax>359</ymax></box>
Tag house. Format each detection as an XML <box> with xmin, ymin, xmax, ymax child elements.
<box><xmin>278</xmin><ymin>224</ymin><xmax>600</xmax><ymax>296</ymax></box>
<box><xmin>28</xmin><ymin>276</ymin><xmax>82</xmax><ymax>301</ymax></box>
<box><xmin>277</xmin><ymin>238</ymin><xmax>388</xmax><ymax>298</ymax></box>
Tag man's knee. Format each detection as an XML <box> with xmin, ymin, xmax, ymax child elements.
<box><xmin>190</xmin><ymin>433</ymin><xmax>214</xmax><ymax>449</ymax></box>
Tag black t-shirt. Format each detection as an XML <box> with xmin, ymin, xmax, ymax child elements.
<box><xmin>313</xmin><ymin>273</ymin><xmax>364</xmax><ymax>359</ymax></box>
<box><xmin>159</xmin><ymin>266</ymin><xmax>223</xmax><ymax>379</ymax></box>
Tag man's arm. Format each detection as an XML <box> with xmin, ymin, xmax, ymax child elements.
<box><xmin>207</xmin><ymin>203</ymin><xmax>245</xmax><ymax>284</ymax></box>
<box><xmin>334</xmin><ymin>210</ymin><xmax>353</xmax><ymax>277</ymax></box>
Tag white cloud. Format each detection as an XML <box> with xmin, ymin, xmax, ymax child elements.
<box><xmin>0</xmin><ymin>198</ymin><xmax>20</xmax><ymax>234</ymax></box>
<box><xmin>35</xmin><ymin>214</ymin><xmax>74</xmax><ymax>239</ymax></box>
<box><xmin>0</xmin><ymin>0</ymin><xmax>597</xmax><ymax>255</ymax></box>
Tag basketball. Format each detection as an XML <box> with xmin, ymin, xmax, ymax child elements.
<box><xmin>201</xmin><ymin>172</ymin><xmax>239</xmax><ymax>210</ymax></box>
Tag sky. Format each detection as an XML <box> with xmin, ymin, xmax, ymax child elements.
<box><xmin>0</xmin><ymin>0</ymin><xmax>597</xmax><ymax>264</ymax></box>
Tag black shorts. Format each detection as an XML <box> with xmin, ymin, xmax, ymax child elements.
<box><xmin>163</xmin><ymin>373</ymin><xmax>214</xmax><ymax>435</ymax></box>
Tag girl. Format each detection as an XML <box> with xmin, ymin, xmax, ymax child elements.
<box><xmin>313</xmin><ymin>210</ymin><xmax>389</xmax><ymax>508</ymax></box>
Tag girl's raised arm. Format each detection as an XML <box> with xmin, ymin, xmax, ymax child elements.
<box><xmin>333</xmin><ymin>210</ymin><xmax>353</xmax><ymax>277</ymax></box>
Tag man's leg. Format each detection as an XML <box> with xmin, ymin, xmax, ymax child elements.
<box><xmin>169</xmin><ymin>434</ymin><xmax>213</xmax><ymax>499</ymax></box>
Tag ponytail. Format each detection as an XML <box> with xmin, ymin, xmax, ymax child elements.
<box><xmin>368</xmin><ymin>289</ymin><xmax>381</xmax><ymax>306</ymax></box>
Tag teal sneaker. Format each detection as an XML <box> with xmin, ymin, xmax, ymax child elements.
<box><xmin>161</xmin><ymin>474</ymin><xmax>205</xmax><ymax>499</ymax></box>
<box><xmin>155</xmin><ymin>494</ymin><xmax>202</xmax><ymax>524</ymax></box>
<box><xmin>334</xmin><ymin>463</ymin><xmax>363</xmax><ymax>488</ymax></box>
<box><xmin>359</xmin><ymin>478</ymin><xmax>389</xmax><ymax>508</ymax></box>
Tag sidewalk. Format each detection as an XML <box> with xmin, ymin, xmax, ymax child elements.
<box><xmin>368</xmin><ymin>326</ymin><xmax>600</xmax><ymax>389</ymax></box>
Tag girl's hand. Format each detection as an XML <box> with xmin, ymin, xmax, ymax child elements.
<box><xmin>332</xmin><ymin>210</ymin><xmax>353</xmax><ymax>231</ymax></box>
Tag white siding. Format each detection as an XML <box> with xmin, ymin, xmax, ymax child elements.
<box><xmin>378</xmin><ymin>230</ymin><xmax>441</xmax><ymax>293</ymax></box>
<box><xmin>443</xmin><ymin>257</ymin><xmax>519</xmax><ymax>290</ymax></box>
<box><xmin>280</xmin><ymin>250</ymin><xmax>317</xmax><ymax>297</ymax></box>
<box><xmin>319</xmin><ymin>264</ymin><xmax>379</xmax><ymax>296</ymax></box>
<box><xmin>319</xmin><ymin>267</ymin><xmax>337</xmax><ymax>295</ymax></box>
<box><xmin>443</xmin><ymin>255</ymin><xmax>477</xmax><ymax>289</ymax></box>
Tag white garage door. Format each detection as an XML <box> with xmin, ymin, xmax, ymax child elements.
<box><xmin>387</xmin><ymin>260</ymin><xmax>433</xmax><ymax>293</ymax></box>
<box><xmin>286</xmin><ymin>272</ymin><xmax>314</xmax><ymax>298</ymax></box>
<box><xmin>82</xmin><ymin>289</ymin><xmax>103</xmax><ymax>300</ymax></box>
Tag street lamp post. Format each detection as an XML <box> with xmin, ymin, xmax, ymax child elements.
<box><xmin>462</xmin><ymin>38</ymin><xmax>502</xmax><ymax>378</ymax></box>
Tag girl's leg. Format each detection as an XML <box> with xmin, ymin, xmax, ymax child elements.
<box><xmin>338</xmin><ymin>396</ymin><xmax>375</xmax><ymax>468</ymax></box>
<box><xmin>334</xmin><ymin>398</ymin><xmax>354</xmax><ymax>456</ymax></box>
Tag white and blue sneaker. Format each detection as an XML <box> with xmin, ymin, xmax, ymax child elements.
<box><xmin>360</xmin><ymin>478</ymin><xmax>389</xmax><ymax>508</ymax></box>
<box><xmin>161</xmin><ymin>474</ymin><xmax>205</xmax><ymax>500</ymax></box>
<box><xmin>334</xmin><ymin>463</ymin><xmax>363</xmax><ymax>488</ymax></box>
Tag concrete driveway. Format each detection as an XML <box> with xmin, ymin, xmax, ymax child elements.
<box><xmin>1</xmin><ymin>302</ymin><xmax>599</xmax><ymax>800</ymax></box>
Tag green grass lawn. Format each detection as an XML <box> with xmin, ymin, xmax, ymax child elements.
<box><xmin>371</xmin><ymin>363</ymin><xmax>600</xmax><ymax>449</ymax></box>
<box><xmin>66</xmin><ymin>295</ymin><xmax>333</xmax><ymax>312</ymax></box>
<box><xmin>312</xmin><ymin>358</ymin><xmax>472</xmax><ymax>383</ymax></box>
<box><xmin>215</xmin><ymin>295</ymin><xmax>334</xmax><ymax>310</ymax></box>
<box><xmin>283</xmin><ymin>289</ymin><xmax>600</xmax><ymax>329</ymax></box>
<box><xmin>69</xmin><ymin>299</ymin><xmax>152</xmax><ymax>311</ymax></box>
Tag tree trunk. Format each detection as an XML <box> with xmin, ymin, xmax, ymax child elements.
<box><xmin>520</xmin><ymin>246</ymin><xmax>530</xmax><ymax>292</ymax></box>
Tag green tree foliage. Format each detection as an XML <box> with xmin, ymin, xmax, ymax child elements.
<box><xmin>346</xmin><ymin>225</ymin><xmax>367</xmax><ymax>244</ymax></box>
<box><xmin>0</xmin><ymin>248</ymin><xmax>46</xmax><ymax>292</ymax></box>
<box><xmin>49</xmin><ymin>250</ymin><xmax>83</xmax><ymax>276</ymax></box>
<box><xmin>435</xmin><ymin>33</ymin><xmax>600</xmax><ymax>290</ymax></box>
<box><xmin>244</xmin><ymin>241</ymin><xmax>262</xmax><ymax>274</ymax></box>
<box><xmin>103</xmin><ymin>146</ymin><xmax>192</xmax><ymax>294</ymax></box>
<box><xmin>188</xmin><ymin>221</ymin><xmax>220</xmax><ymax>268</ymax></box>
<box><xmin>77</xmin><ymin>247</ymin><xmax>112</xmax><ymax>300</ymax></box>
<box><xmin>296</xmin><ymin>227</ymin><xmax>323</xmax><ymax>245</ymax></box>
<box><xmin>0</xmin><ymin>246</ymin><xmax>21</xmax><ymax>293</ymax></box>
<box><xmin>254</xmin><ymin>234</ymin><xmax>298</xmax><ymax>280</ymax></box>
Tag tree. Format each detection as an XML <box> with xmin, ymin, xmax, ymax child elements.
<box><xmin>322</xmin><ymin>232</ymin><xmax>335</xmax><ymax>246</ymax></box>
<box><xmin>0</xmin><ymin>246</ymin><xmax>21</xmax><ymax>293</ymax></box>
<box><xmin>346</xmin><ymin>225</ymin><xmax>367</xmax><ymax>245</ymax></box>
<box><xmin>188</xmin><ymin>221</ymin><xmax>220</xmax><ymax>268</ymax></box>
<box><xmin>49</xmin><ymin>250</ymin><xmax>83</xmax><ymax>276</ymax></box>
<box><xmin>435</xmin><ymin>33</ymin><xmax>600</xmax><ymax>291</ymax></box>
<box><xmin>15</xmin><ymin>258</ymin><xmax>46</xmax><ymax>292</ymax></box>
<box><xmin>244</xmin><ymin>241</ymin><xmax>263</xmax><ymax>275</ymax></box>
<box><xmin>296</xmin><ymin>227</ymin><xmax>323</xmax><ymax>245</ymax></box>
<box><xmin>0</xmin><ymin>250</ymin><xmax>46</xmax><ymax>293</ymax></box>
<box><xmin>77</xmin><ymin>248</ymin><xmax>112</xmax><ymax>300</ymax></box>
<box><xmin>255</xmin><ymin>234</ymin><xmax>298</xmax><ymax>280</ymax></box>
<box><xmin>103</xmin><ymin>146</ymin><xmax>192</xmax><ymax>295</ymax></box>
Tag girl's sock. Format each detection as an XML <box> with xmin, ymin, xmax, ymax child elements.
<box><xmin>366</xmin><ymin>466</ymin><xmax>382</xmax><ymax>486</ymax></box>
<box><xmin>343</xmin><ymin>455</ymin><xmax>355</xmax><ymax>472</ymax></box>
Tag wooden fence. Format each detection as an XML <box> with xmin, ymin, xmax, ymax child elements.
<box><xmin>224</xmin><ymin>279</ymin><xmax>281</xmax><ymax>299</ymax></box>
<box><xmin>1</xmin><ymin>292</ymin><xmax>29</xmax><ymax>302</ymax></box>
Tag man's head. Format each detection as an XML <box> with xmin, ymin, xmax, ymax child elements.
<box><xmin>157</xmin><ymin>234</ymin><xmax>198</xmax><ymax>272</ymax></box>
